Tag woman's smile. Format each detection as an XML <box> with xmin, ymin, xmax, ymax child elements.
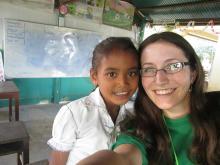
<box><xmin>154</xmin><ymin>88</ymin><xmax>175</xmax><ymax>95</ymax></box>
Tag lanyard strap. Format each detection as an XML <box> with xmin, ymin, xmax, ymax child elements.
<box><xmin>163</xmin><ymin>115</ymin><xmax>179</xmax><ymax>165</ymax></box>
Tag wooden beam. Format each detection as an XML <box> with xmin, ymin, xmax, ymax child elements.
<box><xmin>183</xmin><ymin>29</ymin><xmax>218</xmax><ymax>42</ymax></box>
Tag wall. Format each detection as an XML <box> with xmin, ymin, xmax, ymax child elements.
<box><xmin>0</xmin><ymin>0</ymin><xmax>135</xmax><ymax>106</ymax></box>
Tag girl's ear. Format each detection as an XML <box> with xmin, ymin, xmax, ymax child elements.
<box><xmin>90</xmin><ymin>68</ymin><xmax>98</xmax><ymax>86</ymax></box>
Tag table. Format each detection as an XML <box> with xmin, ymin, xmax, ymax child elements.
<box><xmin>0</xmin><ymin>81</ymin><xmax>19</xmax><ymax>121</ymax></box>
<box><xmin>0</xmin><ymin>121</ymin><xmax>29</xmax><ymax>165</ymax></box>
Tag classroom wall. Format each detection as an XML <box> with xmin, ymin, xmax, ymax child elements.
<box><xmin>0</xmin><ymin>0</ymin><xmax>135</xmax><ymax>107</ymax></box>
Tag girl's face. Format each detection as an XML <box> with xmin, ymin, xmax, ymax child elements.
<box><xmin>90</xmin><ymin>50</ymin><xmax>138</xmax><ymax>111</ymax></box>
<box><xmin>141</xmin><ymin>41</ymin><xmax>196</xmax><ymax>119</ymax></box>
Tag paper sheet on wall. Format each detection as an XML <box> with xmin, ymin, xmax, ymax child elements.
<box><xmin>4</xmin><ymin>19</ymin><xmax>104</xmax><ymax>78</ymax></box>
<box><xmin>0</xmin><ymin>18</ymin><xmax>3</xmax><ymax>49</ymax></box>
<box><xmin>184</xmin><ymin>35</ymin><xmax>217</xmax><ymax>81</ymax></box>
<box><xmin>0</xmin><ymin>51</ymin><xmax>5</xmax><ymax>82</ymax></box>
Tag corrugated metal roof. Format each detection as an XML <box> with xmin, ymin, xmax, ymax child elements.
<box><xmin>127</xmin><ymin>0</ymin><xmax>220</xmax><ymax>25</ymax></box>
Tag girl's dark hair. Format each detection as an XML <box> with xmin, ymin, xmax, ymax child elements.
<box><xmin>92</xmin><ymin>37</ymin><xmax>138</xmax><ymax>71</ymax></box>
<box><xmin>124</xmin><ymin>32</ymin><xmax>219</xmax><ymax>165</ymax></box>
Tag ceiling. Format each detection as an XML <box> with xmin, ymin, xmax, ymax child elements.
<box><xmin>125</xmin><ymin>0</ymin><xmax>220</xmax><ymax>25</ymax></box>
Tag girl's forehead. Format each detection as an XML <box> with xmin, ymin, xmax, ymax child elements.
<box><xmin>103</xmin><ymin>50</ymin><xmax>137</xmax><ymax>59</ymax></box>
<box><xmin>98</xmin><ymin>51</ymin><xmax>138</xmax><ymax>67</ymax></box>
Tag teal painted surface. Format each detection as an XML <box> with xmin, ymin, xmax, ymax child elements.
<box><xmin>0</xmin><ymin>77</ymin><xmax>94</xmax><ymax>108</ymax></box>
<box><xmin>53</xmin><ymin>78</ymin><xmax>61</xmax><ymax>103</ymax></box>
<box><xmin>59</xmin><ymin>77</ymin><xmax>95</xmax><ymax>102</ymax></box>
<box><xmin>14</xmin><ymin>78</ymin><xmax>54</xmax><ymax>105</ymax></box>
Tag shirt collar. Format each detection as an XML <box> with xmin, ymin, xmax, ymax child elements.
<box><xmin>88</xmin><ymin>87</ymin><xmax>134</xmax><ymax>124</ymax></box>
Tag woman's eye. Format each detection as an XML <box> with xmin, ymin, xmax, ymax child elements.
<box><xmin>167</xmin><ymin>63</ymin><xmax>180</xmax><ymax>71</ymax></box>
<box><xmin>144</xmin><ymin>68</ymin><xmax>155</xmax><ymax>73</ymax></box>
<box><xmin>164</xmin><ymin>65</ymin><xmax>172</xmax><ymax>71</ymax></box>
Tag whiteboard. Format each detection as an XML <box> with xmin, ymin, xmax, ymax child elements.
<box><xmin>4</xmin><ymin>19</ymin><xmax>103</xmax><ymax>78</ymax></box>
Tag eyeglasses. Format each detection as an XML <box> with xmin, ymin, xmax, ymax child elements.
<box><xmin>140</xmin><ymin>62</ymin><xmax>190</xmax><ymax>77</ymax></box>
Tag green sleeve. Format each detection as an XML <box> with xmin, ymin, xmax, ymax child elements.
<box><xmin>111</xmin><ymin>133</ymin><xmax>148</xmax><ymax>165</ymax></box>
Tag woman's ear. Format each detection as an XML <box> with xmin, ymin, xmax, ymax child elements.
<box><xmin>190</xmin><ymin>70</ymin><xmax>197</xmax><ymax>84</ymax></box>
<box><xmin>90</xmin><ymin>68</ymin><xmax>98</xmax><ymax>86</ymax></box>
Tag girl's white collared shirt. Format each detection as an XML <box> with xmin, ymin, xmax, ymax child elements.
<box><xmin>47</xmin><ymin>87</ymin><xmax>134</xmax><ymax>165</ymax></box>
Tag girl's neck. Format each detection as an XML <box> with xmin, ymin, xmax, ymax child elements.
<box><xmin>106</xmin><ymin>105</ymin><xmax>120</xmax><ymax>124</ymax></box>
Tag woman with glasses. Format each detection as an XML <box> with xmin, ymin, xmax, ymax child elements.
<box><xmin>77</xmin><ymin>32</ymin><xmax>220</xmax><ymax>165</ymax></box>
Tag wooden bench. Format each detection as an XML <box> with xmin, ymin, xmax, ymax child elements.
<box><xmin>0</xmin><ymin>121</ymin><xmax>29</xmax><ymax>165</ymax></box>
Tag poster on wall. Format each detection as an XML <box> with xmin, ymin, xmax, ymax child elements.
<box><xmin>57</xmin><ymin>0</ymin><xmax>105</xmax><ymax>23</ymax></box>
<box><xmin>4</xmin><ymin>19</ymin><xmax>104</xmax><ymax>78</ymax></box>
<box><xmin>102</xmin><ymin>0</ymin><xmax>135</xmax><ymax>30</ymax></box>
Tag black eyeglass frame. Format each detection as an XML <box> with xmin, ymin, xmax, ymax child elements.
<box><xmin>140</xmin><ymin>62</ymin><xmax>191</xmax><ymax>77</ymax></box>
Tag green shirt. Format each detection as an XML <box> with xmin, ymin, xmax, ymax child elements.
<box><xmin>112</xmin><ymin>115</ymin><xmax>194</xmax><ymax>165</ymax></box>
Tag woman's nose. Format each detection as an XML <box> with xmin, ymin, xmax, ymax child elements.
<box><xmin>154</xmin><ymin>70</ymin><xmax>169</xmax><ymax>85</ymax></box>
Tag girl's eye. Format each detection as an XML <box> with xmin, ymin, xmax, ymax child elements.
<box><xmin>106</xmin><ymin>72</ymin><xmax>117</xmax><ymax>78</ymax></box>
<box><xmin>128</xmin><ymin>70</ymin><xmax>138</xmax><ymax>77</ymax></box>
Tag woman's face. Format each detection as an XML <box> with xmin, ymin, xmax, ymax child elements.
<box><xmin>141</xmin><ymin>41</ymin><xmax>196</xmax><ymax>118</ymax></box>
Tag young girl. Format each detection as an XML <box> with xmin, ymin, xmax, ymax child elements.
<box><xmin>47</xmin><ymin>37</ymin><xmax>139</xmax><ymax>165</ymax></box>
<box><xmin>77</xmin><ymin>32</ymin><xmax>220</xmax><ymax>165</ymax></box>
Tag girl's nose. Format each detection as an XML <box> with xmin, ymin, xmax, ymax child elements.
<box><xmin>154</xmin><ymin>70</ymin><xmax>169</xmax><ymax>85</ymax></box>
<box><xmin>118</xmin><ymin>75</ymin><xmax>129</xmax><ymax>86</ymax></box>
